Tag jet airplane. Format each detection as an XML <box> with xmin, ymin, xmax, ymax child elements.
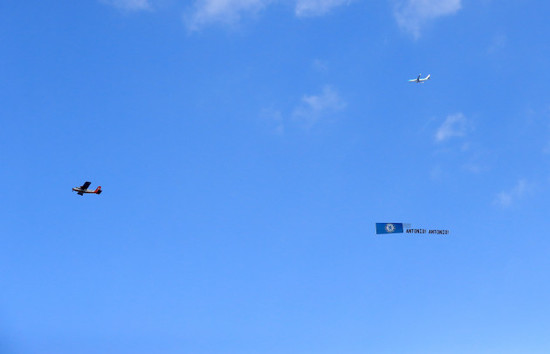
<box><xmin>409</xmin><ymin>74</ymin><xmax>431</xmax><ymax>83</ymax></box>
<box><xmin>73</xmin><ymin>181</ymin><xmax>102</xmax><ymax>196</ymax></box>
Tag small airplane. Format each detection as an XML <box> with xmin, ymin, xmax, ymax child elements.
<box><xmin>73</xmin><ymin>181</ymin><xmax>102</xmax><ymax>196</ymax></box>
<box><xmin>409</xmin><ymin>74</ymin><xmax>431</xmax><ymax>83</ymax></box>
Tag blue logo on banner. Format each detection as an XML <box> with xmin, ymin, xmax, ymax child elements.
<box><xmin>376</xmin><ymin>223</ymin><xmax>404</xmax><ymax>234</ymax></box>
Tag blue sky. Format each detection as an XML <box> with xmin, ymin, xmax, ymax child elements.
<box><xmin>1</xmin><ymin>0</ymin><xmax>550</xmax><ymax>353</ymax></box>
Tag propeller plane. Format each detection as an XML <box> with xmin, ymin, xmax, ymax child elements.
<box><xmin>73</xmin><ymin>181</ymin><xmax>102</xmax><ymax>196</ymax></box>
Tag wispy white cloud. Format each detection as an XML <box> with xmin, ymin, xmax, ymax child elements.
<box><xmin>487</xmin><ymin>34</ymin><xmax>507</xmax><ymax>54</ymax></box>
<box><xmin>261</xmin><ymin>85</ymin><xmax>345</xmax><ymax>133</ymax></box>
<box><xmin>435</xmin><ymin>113</ymin><xmax>468</xmax><ymax>142</ymax></box>
<box><xmin>104</xmin><ymin>0</ymin><xmax>351</xmax><ymax>28</ymax></box>
<box><xmin>431</xmin><ymin>114</ymin><xmax>492</xmax><ymax>177</ymax></box>
<box><xmin>185</xmin><ymin>0</ymin><xmax>268</xmax><ymax>30</ymax></box>
<box><xmin>260</xmin><ymin>108</ymin><xmax>285</xmax><ymax>135</ymax></box>
<box><xmin>293</xmin><ymin>85</ymin><xmax>346</xmax><ymax>126</ymax></box>
<box><xmin>394</xmin><ymin>0</ymin><xmax>462</xmax><ymax>38</ymax></box>
<box><xmin>495</xmin><ymin>179</ymin><xmax>530</xmax><ymax>207</ymax></box>
<box><xmin>295</xmin><ymin>0</ymin><xmax>349</xmax><ymax>17</ymax></box>
<box><xmin>102</xmin><ymin>0</ymin><xmax>151</xmax><ymax>11</ymax></box>
<box><xmin>312</xmin><ymin>59</ymin><xmax>329</xmax><ymax>72</ymax></box>
<box><xmin>185</xmin><ymin>0</ymin><xmax>350</xmax><ymax>29</ymax></box>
